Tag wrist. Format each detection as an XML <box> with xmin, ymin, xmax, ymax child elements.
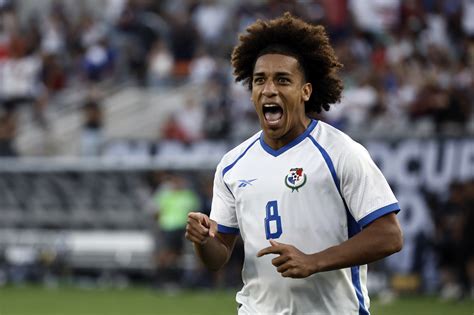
<box><xmin>309</xmin><ymin>253</ymin><xmax>324</xmax><ymax>274</ymax></box>
<box><xmin>194</xmin><ymin>236</ymin><xmax>210</xmax><ymax>247</ymax></box>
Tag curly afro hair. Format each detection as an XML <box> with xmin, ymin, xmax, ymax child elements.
<box><xmin>231</xmin><ymin>12</ymin><xmax>343</xmax><ymax>113</ymax></box>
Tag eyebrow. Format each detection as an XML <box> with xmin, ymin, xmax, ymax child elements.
<box><xmin>253</xmin><ymin>71</ymin><xmax>293</xmax><ymax>77</ymax></box>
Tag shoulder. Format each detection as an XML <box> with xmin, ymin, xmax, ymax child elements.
<box><xmin>311</xmin><ymin>120</ymin><xmax>368</xmax><ymax>158</ymax></box>
<box><xmin>217</xmin><ymin>131</ymin><xmax>261</xmax><ymax>174</ymax></box>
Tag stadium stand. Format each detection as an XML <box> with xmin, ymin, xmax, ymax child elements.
<box><xmin>0</xmin><ymin>0</ymin><xmax>473</xmax><ymax>297</ymax></box>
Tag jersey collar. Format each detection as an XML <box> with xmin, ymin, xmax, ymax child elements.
<box><xmin>259</xmin><ymin>119</ymin><xmax>318</xmax><ymax>157</ymax></box>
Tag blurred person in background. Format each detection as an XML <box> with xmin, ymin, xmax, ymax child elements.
<box><xmin>0</xmin><ymin>29</ymin><xmax>44</xmax><ymax>125</ymax></box>
<box><xmin>115</xmin><ymin>0</ymin><xmax>161</xmax><ymax>85</ymax></box>
<box><xmin>159</xmin><ymin>95</ymin><xmax>204</xmax><ymax>146</ymax></box>
<box><xmin>173</xmin><ymin>95</ymin><xmax>205</xmax><ymax>144</ymax></box>
<box><xmin>151</xmin><ymin>172</ymin><xmax>199</xmax><ymax>289</ymax></box>
<box><xmin>463</xmin><ymin>180</ymin><xmax>474</xmax><ymax>299</ymax></box>
<box><xmin>433</xmin><ymin>180</ymin><xmax>474</xmax><ymax>299</ymax></box>
<box><xmin>161</xmin><ymin>113</ymin><xmax>189</xmax><ymax>144</ymax></box>
<box><xmin>185</xmin><ymin>13</ymin><xmax>403</xmax><ymax>314</ymax></box>
<box><xmin>80</xmin><ymin>98</ymin><xmax>104</xmax><ymax>156</ymax></box>
<box><xmin>168</xmin><ymin>10</ymin><xmax>198</xmax><ymax>82</ymax></box>
<box><xmin>0</xmin><ymin>110</ymin><xmax>17</xmax><ymax>156</ymax></box>
<box><xmin>188</xmin><ymin>45</ymin><xmax>217</xmax><ymax>85</ymax></box>
<box><xmin>147</xmin><ymin>38</ymin><xmax>174</xmax><ymax>88</ymax></box>
<box><xmin>191</xmin><ymin>0</ymin><xmax>231</xmax><ymax>55</ymax></box>
<box><xmin>201</xmin><ymin>76</ymin><xmax>231</xmax><ymax>140</ymax></box>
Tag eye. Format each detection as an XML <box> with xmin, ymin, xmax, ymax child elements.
<box><xmin>253</xmin><ymin>77</ymin><xmax>265</xmax><ymax>85</ymax></box>
<box><xmin>277</xmin><ymin>77</ymin><xmax>290</xmax><ymax>84</ymax></box>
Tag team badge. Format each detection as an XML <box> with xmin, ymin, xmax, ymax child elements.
<box><xmin>285</xmin><ymin>168</ymin><xmax>307</xmax><ymax>192</ymax></box>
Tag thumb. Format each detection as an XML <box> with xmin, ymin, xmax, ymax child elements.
<box><xmin>200</xmin><ymin>215</ymin><xmax>216</xmax><ymax>238</ymax></box>
<box><xmin>200</xmin><ymin>214</ymin><xmax>211</xmax><ymax>228</ymax></box>
<box><xmin>208</xmin><ymin>220</ymin><xmax>217</xmax><ymax>238</ymax></box>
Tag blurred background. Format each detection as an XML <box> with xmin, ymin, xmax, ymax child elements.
<box><xmin>0</xmin><ymin>0</ymin><xmax>473</xmax><ymax>314</ymax></box>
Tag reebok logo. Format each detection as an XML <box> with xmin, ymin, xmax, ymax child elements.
<box><xmin>238</xmin><ymin>179</ymin><xmax>257</xmax><ymax>188</ymax></box>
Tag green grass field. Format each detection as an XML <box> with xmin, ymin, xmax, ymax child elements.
<box><xmin>0</xmin><ymin>286</ymin><xmax>473</xmax><ymax>315</ymax></box>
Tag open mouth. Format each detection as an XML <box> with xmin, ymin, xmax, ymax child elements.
<box><xmin>263</xmin><ymin>104</ymin><xmax>283</xmax><ymax>124</ymax></box>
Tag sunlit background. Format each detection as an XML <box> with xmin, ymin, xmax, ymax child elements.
<box><xmin>0</xmin><ymin>0</ymin><xmax>473</xmax><ymax>314</ymax></box>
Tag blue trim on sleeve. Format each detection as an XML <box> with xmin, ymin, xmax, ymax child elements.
<box><xmin>309</xmin><ymin>134</ymin><xmax>369</xmax><ymax>315</ymax></box>
<box><xmin>217</xmin><ymin>224</ymin><xmax>240</xmax><ymax>234</ymax></box>
<box><xmin>260</xmin><ymin>120</ymin><xmax>318</xmax><ymax>157</ymax></box>
<box><xmin>222</xmin><ymin>137</ymin><xmax>259</xmax><ymax>177</ymax></box>
<box><xmin>358</xmin><ymin>202</ymin><xmax>400</xmax><ymax>228</ymax></box>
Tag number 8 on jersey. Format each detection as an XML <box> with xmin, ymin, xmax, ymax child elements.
<box><xmin>264</xmin><ymin>200</ymin><xmax>282</xmax><ymax>239</ymax></box>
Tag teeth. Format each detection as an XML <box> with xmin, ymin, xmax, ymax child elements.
<box><xmin>263</xmin><ymin>104</ymin><xmax>279</xmax><ymax>108</ymax></box>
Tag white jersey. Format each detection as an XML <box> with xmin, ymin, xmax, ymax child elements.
<box><xmin>210</xmin><ymin>119</ymin><xmax>399</xmax><ymax>315</ymax></box>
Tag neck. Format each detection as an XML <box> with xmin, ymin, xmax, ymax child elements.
<box><xmin>263</xmin><ymin>117</ymin><xmax>312</xmax><ymax>150</ymax></box>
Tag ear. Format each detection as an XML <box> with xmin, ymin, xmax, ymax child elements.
<box><xmin>302</xmin><ymin>83</ymin><xmax>312</xmax><ymax>102</ymax></box>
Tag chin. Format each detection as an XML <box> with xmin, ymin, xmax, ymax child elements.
<box><xmin>265</xmin><ymin>127</ymin><xmax>284</xmax><ymax>139</ymax></box>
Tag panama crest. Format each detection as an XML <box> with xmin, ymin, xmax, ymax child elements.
<box><xmin>285</xmin><ymin>168</ymin><xmax>307</xmax><ymax>192</ymax></box>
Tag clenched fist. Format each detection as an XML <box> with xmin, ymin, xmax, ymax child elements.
<box><xmin>185</xmin><ymin>212</ymin><xmax>218</xmax><ymax>245</ymax></box>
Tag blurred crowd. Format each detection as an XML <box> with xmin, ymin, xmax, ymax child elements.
<box><xmin>0</xmin><ymin>0</ymin><xmax>473</xmax><ymax>299</ymax></box>
<box><xmin>0</xmin><ymin>0</ymin><xmax>472</xmax><ymax>157</ymax></box>
<box><xmin>426</xmin><ymin>179</ymin><xmax>474</xmax><ymax>299</ymax></box>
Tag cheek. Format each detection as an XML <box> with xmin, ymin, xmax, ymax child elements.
<box><xmin>251</xmin><ymin>90</ymin><xmax>258</xmax><ymax>104</ymax></box>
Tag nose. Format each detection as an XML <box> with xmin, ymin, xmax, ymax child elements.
<box><xmin>262</xmin><ymin>79</ymin><xmax>277</xmax><ymax>97</ymax></box>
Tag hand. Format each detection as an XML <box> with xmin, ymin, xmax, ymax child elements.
<box><xmin>185</xmin><ymin>212</ymin><xmax>217</xmax><ymax>245</ymax></box>
<box><xmin>257</xmin><ymin>240</ymin><xmax>315</xmax><ymax>278</ymax></box>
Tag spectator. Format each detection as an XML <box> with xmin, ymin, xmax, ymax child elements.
<box><xmin>115</xmin><ymin>0</ymin><xmax>160</xmax><ymax>85</ymax></box>
<box><xmin>80</xmin><ymin>99</ymin><xmax>104</xmax><ymax>156</ymax></box>
<box><xmin>147</xmin><ymin>39</ymin><xmax>174</xmax><ymax>88</ymax></box>
<box><xmin>201</xmin><ymin>77</ymin><xmax>230</xmax><ymax>140</ymax></box>
<box><xmin>81</xmin><ymin>38</ymin><xmax>116</xmax><ymax>83</ymax></box>
<box><xmin>433</xmin><ymin>181</ymin><xmax>474</xmax><ymax>299</ymax></box>
<box><xmin>188</xmin><ymin>45</ymin><xmax>217</xmax><ymax>85</ymax></box>
<box><xmin>192</xmin><ymin>0</ymin><xmax>230</xmax><ymax>53</ymax></box>
<box><xmin>150</xmin><ymin>173</ymin><xmax>199</xmax><ymax>288</ymax></box>
<box><xmin>161</xmin><ymin>114</ymin><xmax>188</xmax><ymax>143</ymax></box>
<box><xmin>169</xmin><ymin>11</ymin><xmax>198</xmax><ymax>80</ymax></box>
<box><xmin>172</xmin><ymin>96</ymin><xmax>204</xmax><ymax>143</ymax></box>
<box><xmin>462</xmin><ymin>180</ymin><xmax>474</xmax><ymax>298</ymax></box>
<box><xmin>0</xmin><ymin>33</ymin><xmax>42</xmax><ymax>114</ymax></box>
<box><xmin>40</xmin><ymin>53</ymin><xmax>66</xmax><ymax>93</ymax></box>
<box><xmin>0</xmin><ymin>110</ymin><xmax>17</xmax><ymax>156</ymax></box>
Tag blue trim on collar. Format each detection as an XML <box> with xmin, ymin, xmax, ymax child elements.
<box><xmin>259</xmin><ymin>120</ymin><xmax>318</xmax><ymax>157</ymax></box>
<box><xmin>358</xmin><ymin>203</ymin><xmax>400</xmax><ymax>228</ymax></box>
<box><xmin>217</xmin><ymin>224</ymin><xmax>240</xmax><ymax>234</ymax></box>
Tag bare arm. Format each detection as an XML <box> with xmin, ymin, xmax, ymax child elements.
<box><xmin>257</xmin><ymin>212</ymin><xmax>403</xmax><ymax>278</ymax></box>
<box><xmin>185</xmin><ymin>212</ymin><xmax>238</xmax><ymax>271</ymax></box>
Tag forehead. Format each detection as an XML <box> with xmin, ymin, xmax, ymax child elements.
<box><xmin>253</xmin><ymin>54</ymin><xmax>302</xmax><ymax>75</ymax></box>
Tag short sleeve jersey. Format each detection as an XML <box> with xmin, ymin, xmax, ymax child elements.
<box><xmin>210</xmin><ymin>120</ymin><xmax>399</xmax><ymax>315</ymax></box>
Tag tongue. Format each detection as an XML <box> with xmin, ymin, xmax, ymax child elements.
<box><xmin>265</xmin><ymin>111</ymin><xmax>282</xmax><ymax>122</ymax></box>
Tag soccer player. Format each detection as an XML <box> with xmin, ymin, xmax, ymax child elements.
<box><xmin>185</xmin><ymin>13</ymin><xmax>403</xmax><ymax>314</ymax></box>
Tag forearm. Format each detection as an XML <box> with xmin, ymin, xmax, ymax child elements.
<box><xmin>310</xmin><ymin>214</ymin><xmax>403</xmax><ymax>273</ymax></box>
<box><xmin>311</xmin><ymin>232</ymin><xmax>400</xmax><ymax>272</ymax></box>
<box><xmin>194</xmin><ymin>235</ymin><xmax>233</xmax><ymax>271</ymax></box>
<box><xmin>185</xmin><ymin>213</ymin><xmax>238</xmax><ymax>271</ymax></box>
